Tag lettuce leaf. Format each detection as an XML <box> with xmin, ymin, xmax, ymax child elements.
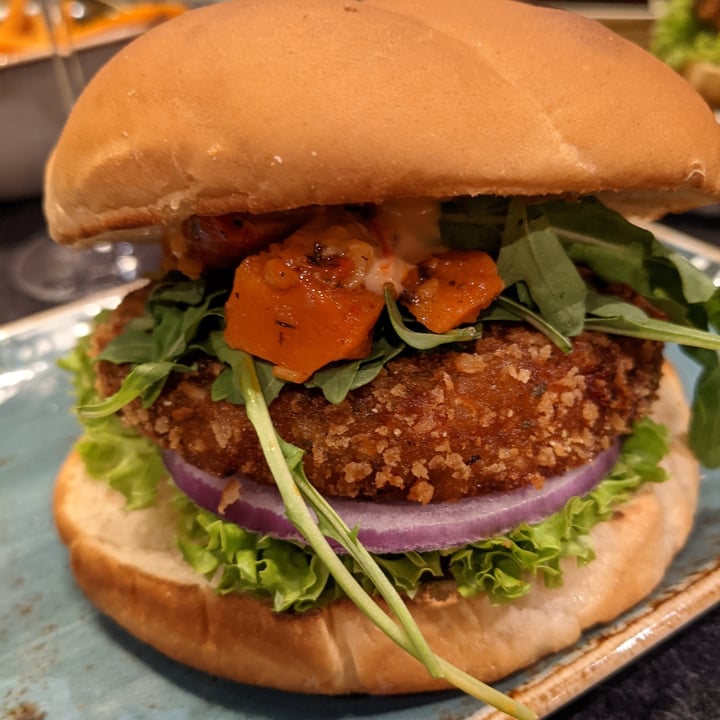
<box><xmin>498</xmin><ymin>201</ymin><xmax>588</xmax><ymax>336</ymax></box>
<box><xmin>59</xmin><ymin>325</ymin><xmax>165</xmax><ymax>509</ymax></box>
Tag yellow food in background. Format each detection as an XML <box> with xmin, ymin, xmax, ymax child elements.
<box><xmin>0</xmin><ymin>0</ymin><xmax>185</xmax><ymax>55</ymax></box>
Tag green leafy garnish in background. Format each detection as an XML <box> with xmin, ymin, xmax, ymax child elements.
<box><xmin>651</xmin><ymin>0</ymin><xmax>720</xmax><ymax>70</ymax></box>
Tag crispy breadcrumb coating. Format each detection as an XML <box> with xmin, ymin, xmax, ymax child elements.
<box><xmin>92</xmin><ymin>287</ymin><xmax>663</xmax><ymax>503</ymax></box>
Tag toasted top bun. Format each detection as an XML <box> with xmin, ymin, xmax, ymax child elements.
<box><xmin>54</xmin><ymin>364</ymin><xmax>698</xmax><ymax>698</ymax></box>
<box><xmin>44</xmin><ymin>0</ymin><xmax>720</xmax><ymax>246</ymax></box>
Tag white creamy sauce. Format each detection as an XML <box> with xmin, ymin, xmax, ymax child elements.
<box><xmin>267</xmin><ymin>199</ymin><xmax>445</xmax><ymax>296</ymax></box>
<box><xmin>364</xmin><ymin>198</ymin><xmax>444</xmax><ymax>295</ymax></box>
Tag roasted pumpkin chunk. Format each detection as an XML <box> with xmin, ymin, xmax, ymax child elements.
<box><xmin>224</xmin><ymin>223</ymin><xmax>387</xmax><ymax>382</ymax></box>
<box><xmin>401</xmin><ymin>250</ymin><xmax>504</xmax><ymax>333</ymax></box>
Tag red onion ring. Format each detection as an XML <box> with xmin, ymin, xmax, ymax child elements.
<box><xmin>164</xmin><ymin>443</ymin><xmax>619</xmax><ymax>554</ymax></box>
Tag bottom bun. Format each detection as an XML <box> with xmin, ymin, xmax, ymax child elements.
<box><xmin>54</xmin><ymin>362</ymin><xmax>699</xmax><ymax>695</ymax></box>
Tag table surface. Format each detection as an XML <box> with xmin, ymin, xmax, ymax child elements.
<box><xmin>1</xmin><ymin>197</ymin><xmax>719</xmax><ymax>720</ymax></box>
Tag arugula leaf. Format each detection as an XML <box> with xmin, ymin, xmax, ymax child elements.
<box><xmin>490</xmin><ymin>296</ymin><xmax>572</xmax><ymax>352</ymax></box>
<box><xmin>98</xmin><ymin>316</ymin><xmax>155</xmax><ymax>364</ymax></box>
<box><xmin>80</xmin><ymin>275</ymin><xmax>228</xmax><ymax>418</ymax></box>
<box><xmin>384</xmin><ymin>286</ymin><xmax>480</xmax><ymax>349</ymax></box>
<box><xmin>305</xmin><ymin>334</ymin><xmax>405</xmax><ymax>404</ymax></box>
<box><xmin>544</xmin><ymin>198</ymin><xmax>717</xmax><ymax>310</ymax></box>
<box><xmin>583</xmin><ymin>290</ymin><xmax>720</xmax><ymax>350</ymax></box>
<box><xmin>543</xmin><ymin>199</ymin><xmax>658</xmax><ymax>295</ymax></box>
<box><xmin>229</xmin><ymin>349</ymin><xmax>536</xmax><ymax>719</ymax></box>
<box><xmin>683</xmin><ymin>346</ymin><xmax>720</xmax><ymax>467</ymax></box>
<box><xmin>211</xmin><ymin>329</ymin><xmax>406</xmax><ymax>407</ymax></box>
<box><xmin>151</xmin><ymin>289</ymin><xmax>224</xmax><ymax>360</ymax></box>
<box><xmin>80</xmin><ymin>360</ymin><xmax>196</xmax><ymax>417</ymax></box>
<box><xmin>439</xmin><ymin>196</ymin><xmax>508</xmax><ymax>252</ymax></box>
<box><xmin>210</xmin><ymin>366</ymin><xmax>243</xmax><ymax>405</ymax></box>
<box><xmin>209</xmin><ymin>331</ymin><xmax>286</xmax><ymax>406</ymax></box>
<box><xmin>498</xmin><ymin>201</ymin><xmax>587</xmax><ymax>336</ymax></box>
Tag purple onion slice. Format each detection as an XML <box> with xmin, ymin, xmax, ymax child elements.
<box><xmin>164</xmin><ymin>443</ymin><xmax>619</xmax><ymax>554</ymax></box>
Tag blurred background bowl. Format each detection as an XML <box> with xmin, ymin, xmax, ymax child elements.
<box><xmin>0</xmin><ymin>27</ymin><xmax>141</xmax><ymax>200</ymax></box>
<box><xmin>0</xmin><ymin>0</ymin><xmax>187</xmax><ymax>201</ymax></box>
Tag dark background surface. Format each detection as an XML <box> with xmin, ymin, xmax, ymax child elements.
<box><xmin>1</xmin><ymin>198</ymin><xmax>719</xmax><ymax>719</ymax></box>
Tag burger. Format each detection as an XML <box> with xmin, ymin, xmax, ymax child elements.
<box><xmin>652</xmin><ymin>0</ymin><xmax>720</xmax><ymax>107</ymax></box>
<box><xmin>45</xmin><ymin>0</ymin><xmax>720</xmax><ymax>717</ymax></box>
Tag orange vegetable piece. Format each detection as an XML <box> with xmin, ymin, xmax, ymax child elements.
<box><xmin>401</xmin><ymin>250</ymin><xmax>504</xmax><ymax>333</ymax></box>
<box><xmin>224</xmin><ymin>227</ymin><xmax>385</xmax><ymax>383</ymax></box>
<box><xmin>167</xmin><ymin>211</ymin><xmax>309</xmax><ymax>277</ymax></box>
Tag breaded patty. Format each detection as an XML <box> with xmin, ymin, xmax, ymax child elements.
<box><xmin>93</xmin><ymin>287</ymin><xmax>664</xmax><ymax>503</ymax></box>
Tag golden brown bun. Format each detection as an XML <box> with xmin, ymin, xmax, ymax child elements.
<box><xmin>44</xmin><ymin>0</ymin><xmax>720</xmax><ymax>246</ymax></box>
<box><xmin>54</xmin><ymin>363</ymin><xmax>698</xmax><ymax>695</ymax></box>
<box><xmin>683</xmin><ymin>61</ymin><xmax>720</xmax><ymax>108</ymax></box>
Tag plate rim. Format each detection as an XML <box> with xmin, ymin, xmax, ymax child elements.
<box><xmin>473</xmin><ymin>557</ymin><xmax>720</xmax><ymax>719</ymax></box>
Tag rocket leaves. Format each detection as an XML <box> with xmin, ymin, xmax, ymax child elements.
<box><xmin>304</xmin><ymin>333</ymin><xmax>405</xmax><ymax>403</ymax></box>
<box><xmin>444</xmin><ymin>195</ymin><xmax>720</xmax><ymax>466</ymax></box>
<box><xmin>497</xmin><ymin>201</ymin><xmax>588</xmax><ymax>337</ymax></box>
<box><xmin>79</xmin><ymin>273</ymin><xmax>228</xmax><ymax>417</ymax></box>
<box><xmin>80</xmin><ymin>196</ymin><xmax>720</xmax><ymax>467</ymax></box>
<box><xmin>583</xmin><ymin>291</ymin><xmax>720</xmax><ymax>350</ymax></box>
